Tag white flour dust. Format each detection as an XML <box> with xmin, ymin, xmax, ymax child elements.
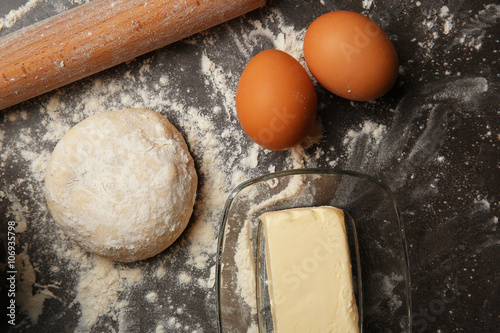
<box><xmin>0</xmin><ymin>0</ymin><xmax>42</xmax><ymax>31</ymax></box>
<box><xmin>0</xmin><ymin>6</ymin><xmax>321</xmax><ymax>332</ymax></box>
<box><xmin>362</xmin><ymin>0</ymin><xmax>373</xmax><ymax>10</ymax></box>
<box><xmin>451</xmin><ymin>4</ymin><xmax>500</xmax><ymax>50</ymax></box>
<box><xmin>1</xmin><ymin>1</ymin><xmax>497</xmax><ymax>331</ymax></box>
<box><xmin>234</xmin><ymin>219</ymin><xmax>257</xmax><ymax>315</ymax></box>
<box><xmin>410</xmin><ymin>3</ymin><xmax>500</xmax><ymax>64</ymax></box>
<box><xmin>15</xmin><ymin>246</ymin><xmax>58</xmax><ymax>324</ymax></box>
<box><xmin>343</xmin><ymin>121</ymin><xmax>387</xmax><ymax>147</ymax></box>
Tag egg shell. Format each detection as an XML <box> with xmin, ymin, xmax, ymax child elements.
<box><xmin>236</xmin><ymin>49</ymin><xmax>317</xmax><ymax>151</ymax></box>
<box><xmin>303</xmin><ymin>11</ymin><xmax>399</xmax><ymax>101</ymax></box>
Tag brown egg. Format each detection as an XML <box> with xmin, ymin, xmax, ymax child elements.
<box><xmin>303</xmin><ymin>11</ymin><xmax>399</xmax><ymax>101</ymax></box>
<box><xmin>236</xmin><ymin>49</ymin><xmax>317</xmax><ymax>151</ymax></box>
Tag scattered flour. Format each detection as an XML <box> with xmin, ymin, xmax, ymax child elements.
<box><xmin>74</xmin><ymin>256</ymin><xmax>125</xmax><ymax>332</ymax></box>
<box><xmin>234</xmin><ymin>219</ymin><xmax>257</xmax><ymax>315</ymax></box>
<box><xmin>343</xmin><ymin>121</ymin><xmax>387</xmax><ymax>147</ymax></box>
<box><xmin>16</xmin><ymin>246</ymin><xmax>58</xmax><ymax>325</ymax></box>
<box><xmin>0</xmin><ymin>129</ymin><xmax>5</xmax><ymax>151</ymax></box>
<box><xmin>178</xmin><ymin>271</ymin><xmax>192</xmax><ymax>284</ymax></box>
<box><xmin>155</xmin><ymin>266</ymin><xmax>167</xmax><ymax>279</ymax></box>
<box><xmin>362</xmin><ymin>0</ymin><xmax>373</xmax><ymax>10</ymax></box>
<box><xmin>439</xmin><ymin>6</ymin><xmax>453</xmax><ymax>35</ymax></box>
<box><xmin>247</xmin><ymin>322</ymin><xmax>259</xmax><ymax>333</ymax></box>
<box><xmin>243</xmin><ymin>8</ymin><xmax>308</xmax><ymax>69</ymax></box>
<box><xmin>146</xmin><ymin>291</ymin><xmax>158</xmax><ymax>303</ymax></box>
<box><xmin>0</xmin><ymin>0</ymin><xmax>42</xmax><ymax>31</ymax></box>
<box><xmin>0</xmin><ymin>6</ymin><xmax>320</xmax><ymax>330</ymax></box>
<box><xmin>380</xmin><ymin>273</ymin><xmax>405</xmax><ymax>313</ymax></box>
<box><xmin>1</xmin><ymin>1</ymin><xmax>495</xmax><ymax>332</ymax></box>
<box><xmin>451</xmin><ymin>4</ymin><xmax>500</xmax><ymax>50</ymax></box>
<box><xmin>381</xmin><ymin>273</ymin><xmax>405</xmax><ymax>298</ymax></box>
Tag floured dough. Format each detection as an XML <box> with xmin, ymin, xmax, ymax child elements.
<box><xmin>44</xmin><ymin>108</ymin><xmax>198</xmax><ymax>262</ymax></box>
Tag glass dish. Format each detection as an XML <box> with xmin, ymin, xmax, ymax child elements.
<box><xmin>216</xmin><ymin>168</ymin><xmax>412</xmax><ymax>332</ymax></box>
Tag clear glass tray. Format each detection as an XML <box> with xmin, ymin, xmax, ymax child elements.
<box><xmin>216</xmin><ymin>169</ymin><xmax>412</xmax><ymax>332</ymax></box>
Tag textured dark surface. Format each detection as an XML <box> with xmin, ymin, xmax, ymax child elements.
<box><xmin>1</xmin><ymin>0</ymin><xmax>499</xmax><ymax>332</ymax></box>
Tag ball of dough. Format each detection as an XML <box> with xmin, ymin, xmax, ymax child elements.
<box><xmin>44</xmin><ymin>108</ymin><xmax>198</xmax><ymax>262</ymax></box>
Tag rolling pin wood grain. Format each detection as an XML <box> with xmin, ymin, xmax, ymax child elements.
<box><xmin>0</xmin><ymin>0</ymin><xmax>266</xmax><ymax>110</ymax></box>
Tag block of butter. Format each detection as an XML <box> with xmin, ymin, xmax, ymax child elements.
<box><xmin>259</xmin><ymin>206</ymin><xmax>359</xmax><ymax>332</ymax></box>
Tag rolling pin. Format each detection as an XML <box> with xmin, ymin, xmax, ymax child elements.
<box><xmin>0</xmin><ymin>0</ymin><xmax>266</xmax><ymax>110</ymax></box>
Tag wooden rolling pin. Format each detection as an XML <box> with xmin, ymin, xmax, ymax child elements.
<box><xmin>0</xmin><ymin>0</ymin><xmax>266</xmax><ymax>110</ymax></box>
